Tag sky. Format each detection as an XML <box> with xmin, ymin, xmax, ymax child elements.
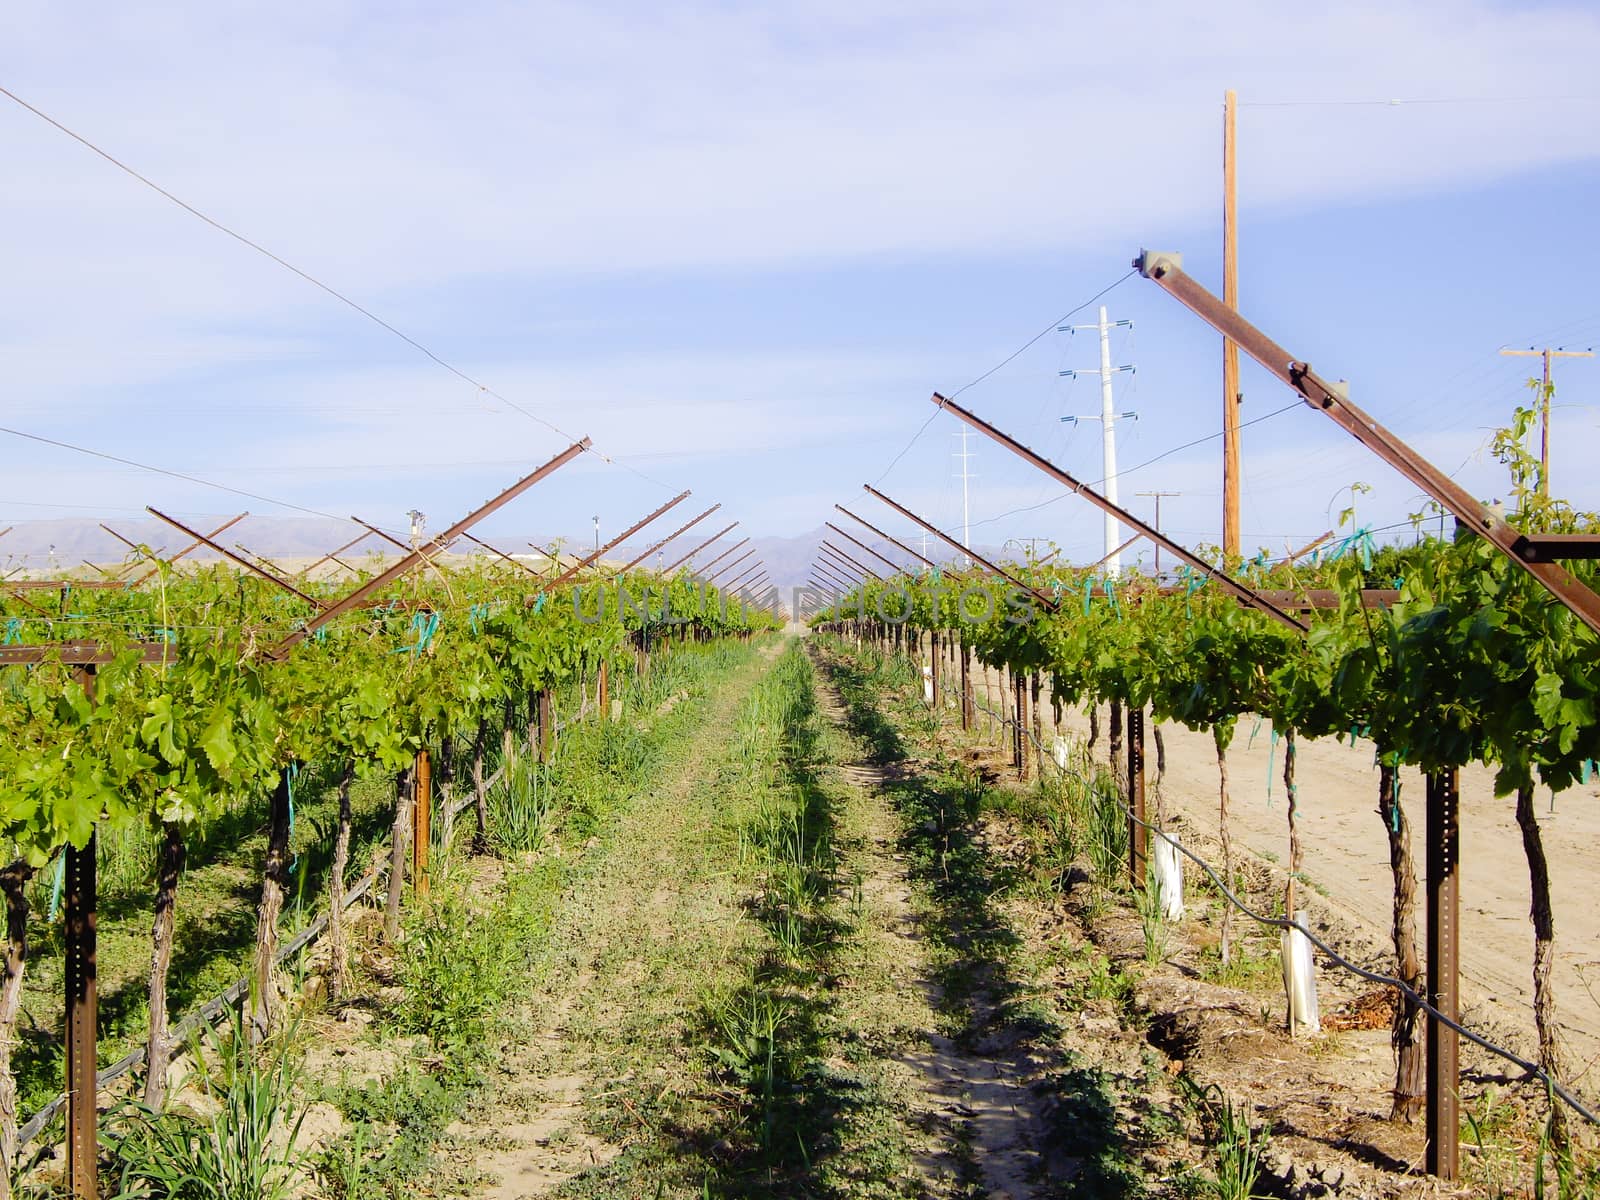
<box><xmin>3</xmin><ymin>0</ymin><xmax>1600</xmax><ymax>574</ymax></box>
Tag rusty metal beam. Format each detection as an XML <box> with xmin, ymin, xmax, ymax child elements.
<box><xmin>98</xmin><ymin>523</ymin><xmax>153</xmax><ymax>558</ymax></box>
<box><xmin>1135</xmin><ymin>250</ymin><xmax>1600</xmax><ymax>636</ymax></box>
<box><xmin>541</xmin><ymin>489</ymin><xmax>690</xmax><ymax>594</ymax></box>
<box><xmin>725</xmin><ymin>563</ymin><xmax>763</xmax><ymax>593</ymax></box>
<box><xmin>817</xmin><ymin>548</ymin><xmax>867</xmax><ymax>581</ymax></box>
<box><xmin>0</xmin><ymin>640</ymin><xmax>174</xmax><ymax>665</ymax></box>
<box><xmin>824</xmin><ymin>522</ymin><xmax>902</xmax><ymax>575</ymax></box>
<box><xmin>693</xmin><ymin>536</ymin><xmax>750</xmax><ymax>577</ymax></box>
<box><xmin>611</xmin><ymin>504</ymin><xmax>721</xmax><ymax>577</ymax></box>
<box><xmin>705</xmin><ymin>548</ymin><xmax>756</xmax><ymax>586</ymax></box>
<box><xmin>834</xmin><ymin>504</ymin><xmax>936</xmax><ymax>569</ymax></box>
<box><xmin>301</xmin><ymin>529</ymin><xmax>377</xmax><ymax>577</ymax></box>
<box><xmin>821</xmin><ymin>541</ymin><xmax>884</xmax><ymax>581</ymax></box>
<box><xmin>459</xmin><ymin>531</ymin><xmax>543</xmax><ymax>578</ymax></box>
<box><xmin>1284</xmin><ymin>530</ymin><xmax>1334</xmax><ymax>565</ymax></box>
<box><xmin>862</xmin><ymin>484</ymin><xmax>1060</xmax><ymax>611</ymax></box>
<box><xmin>814</xmin><ymin>562</ymin><xmax>854</xmax><ymax>592</ymax></box>
<box><xmin>349</xmin><ymin>518</ymin><xmax>412</xmax><ymax>554</ymax></box>
<box><xmin>273</xmin><ymin>439</ymin><xmax>590</xmax><ymax>652</ymax></box>
<box><xmin>925</xmin><ymin>394</ymin><xmax>1304</xmax><ymax>632</ymax></box>
<box><xmin>147</xmin><ymin>508</ymin><xmax>327</xmax><ymax>610</ymax></box>
<box><xmin>129</xmin><ymin>513</ymin><xmax>250</xmax><ymax>586</ymax></box>
<box><xmin>1089</xmin><ymin>533</ymin><xmax>1142</xmax><ymax>573</ymax></box>
<box><xmin>662</xmin><ymin>521</ymin><xmax>739</xmax><ymax>574</ymax></box>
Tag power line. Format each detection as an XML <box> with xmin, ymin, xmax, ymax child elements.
<box><xmin>0</xmin><ymin>425</ymin><xmax>353</xmax><ymax>524</ymax></box>
<box><xmin>0</xmin><ymin>83</ymin><xmax>680</xmax><ymax>495</ymax></box>
<box><xmin>957</xmin><ymin>400</ymin><xmax>1305</xmax><ymax>540</ymax></box>
<box><xmin>872</xmin><ymin>270</ymin><xmax>1137</xmax><ymax>486</ymax></box>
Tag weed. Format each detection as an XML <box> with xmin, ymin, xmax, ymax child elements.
<box><xmin>1181</xmin><ymin>1080</ymin><xmax>1269</xmax><ymax>1200</ymax></box>
<box><xmin>488</xmin><ymin>751</ymin><xmax>553</xmax><ymax>854</ymax></box>
<box><xmin>104</xmin><ymin>1012</ymin><xmax>308</xmax><ymax>1200</ymax></box>
<box><xmin>1136</xmin><ymin>866</ymin><xmax>1172</xmax><ymax>967</ymax></box>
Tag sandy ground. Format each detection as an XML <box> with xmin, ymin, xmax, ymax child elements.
<box><xmin>1033</xmin><ymin>681</ymin><xmax>1600</xmax><ymax>1097</ymax></box>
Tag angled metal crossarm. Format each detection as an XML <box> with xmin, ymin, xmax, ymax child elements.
<box><xmin>663</xmin><ymin>521</ymin><xmax>739</xmax><ymax>574</ymax></box>
<box><xmin>272</xmin><ymin>439</ymin><xmax>590</xmax><ymax>653</ymax></box>
<box><xmin>128</xmin><ymin>512</ymin><xmax>249</xmax><ymax>585</ymax></box>
<box><xmin>703</xmin><ymin>547</ymin><xmax>756</xmax><ymax>586</ymax></box>
<box><xmin>814</xmin><ymin>562</ymin><xmax>854</xmax><ymax>592</ymax></box>
<box><xmin>1133</xmin><ymin>249</ymin><xmax>1600</xmax><ymax>635</ymax></box>
<box><xmin>1284</xmin><ymin>530</ymin><xmax>1335</xmax><ymax>565</ymax></box>
<box><xmin>862</xmin><ymin>484</ymin><xmax>1060</xmax><ymax>612</ymax></box>
<box><xmin>821</xmin><ymin>541</ymin><xmax>884</xmax><ymax>581</ymax></box>
<box><xmin>302</xmin><ymin>528</ymin><xmax>380</xmax><ymax>577</ymax></box>
<box><xmin>541</xmin><ymin>489</ymin><xmax>690</xmax><ymax>594</ymax></box>
<box><xmin>694</xmin><ymin>535</ymin><xmax>750</xmax><ymax>576</ymax></box>
<box><xmin>99</xmin><ymin>523</ymin><xmax>154</xmax><ymax>557</ymax></box>
<box><xmin>1090</xmin><ymin>534</ymin><xmax>1142</xmax><ymax>572</ymax></box>
<box><xmin>817</xmin><ymin>547</ymin><xmax>867</xmax><ymax>581</ymax></box>
<box><xmin>459</xmin><ymin>531</ymin><xmax>543</xmax><ymax>578</ymax></box>
<box><xmin>833</xmin><ymin>504</ymin><xmax>936</xmax><ymax>569</ymax></box>
<box><xmin>924</xmin><ymin>394</ymin><xmax>1306</xmax><ymax>633</ymax></box>
<box><xmin>350</xmin><ymin>517</ymin><xmax>413</xmax><ymax>554</ymax></box>
<box><xmin>824</xmin><ymin>521</ymin><xmax>902</xmax><ymax>575</ymax></box>
<box><xmin>725</xmin><ymin>564</ymin><xmax>764</xmax><ymax>593</ymax></box>
<box><xmin>611</xmin><ymin>504</ymin><xmax>721</xmax><ymax>577</ymax></box>
<box><xmin>146</xmin><ymin>509</ymin><xmax>329</xmax><ymax>610</ymax></box>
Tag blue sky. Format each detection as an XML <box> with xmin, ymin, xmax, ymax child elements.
<box><xmin>3</xmin><ymin>0</ymin><xmax>1599</xmax><ymax>569</ymax></box>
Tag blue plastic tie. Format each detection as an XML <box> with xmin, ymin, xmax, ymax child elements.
<box><xmin>287</xmin><ymin>762</ymin><xmax>299</xmax><ymax>875</ymax></box>
<box><xmin>1246</xmin><ymin>715</ymin><xmax>1264</xmax><ymax>750</ymax></box>
<box><xmin>1265</xmin><ymin>728</ymin><xmax>1279</xmax><ymax>805</ymax></box>
<box><xmin>2</xmin><ymin>618</ymin><xmax>21</xmax><ymax>645</ymax></box>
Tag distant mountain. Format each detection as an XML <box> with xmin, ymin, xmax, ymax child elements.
<box><xmin>0</xmin><ymin>518</ymin><xmax>1001</xmax><ymax>600</ymax></box>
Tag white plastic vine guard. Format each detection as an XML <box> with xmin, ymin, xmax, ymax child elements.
<box><xmin>1152</xmin><ymin>835</ymin><xmax>1184</xmax><ymax>921</ymax></box>
<box><xmin>1051</xmin><ymin>735</ymin><xmax>1070</xmax><ymax>771</ymax></box>
<box><xmin>922</xmin><ymin>666</ymin><xmax>934</xmax><ymax>705</ymax></box>
<box><xmin>1281</xmin><ymin>912</ymin><xmax>1322</xmax><ymax>1036</ymax></box>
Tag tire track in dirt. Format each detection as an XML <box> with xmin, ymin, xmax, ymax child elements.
<box><xmin>815</xmin><ymin>668</ymin><xmax>1052</xmax><ymax>1199</ymax></box>
<box><xmin>440</xmin><ymin>643</ymin><xmax>785</xmax><ymax>1198</ymax></box>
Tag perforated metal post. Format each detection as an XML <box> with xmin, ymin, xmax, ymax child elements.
<box><xmin>412</xmin><ymin>750</ymin><xmax>431</xmax><ymax>900</ymax></box>
<box><xmin>959</xmin><ymin>641</ymin><xmax>973</xmax><ymax>730</ymax></box>
<box><xmin>1127</xmin><ymin>707</ymin><xmax>1147</xmax><ymax>890</ymax></box>
<box><xmin>537</xmin><ymin>690</ymin><xmax>553</xmax><ymax>762</ymax></box>
<box><xmin>64</xmin><ymin>831</ymin><xmax>97</xmax><ymax>1199</ymax></box>
<box><xmin>1426</xmin><ymin>768</ymin><xmax>1460</xmax><ymax>1180</ymax></box>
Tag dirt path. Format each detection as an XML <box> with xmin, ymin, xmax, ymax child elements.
<box><xmin>440</xmin><ymin>642</ymin><xmax>785</xmax><ymax>1197</ymax></box>
<box><xmin>818</xmin><ymin>680</ymin><xmax>1050</xmax><ymax>1197</ymax></box>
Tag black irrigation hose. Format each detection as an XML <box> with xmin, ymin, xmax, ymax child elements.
<box><xmin>935</xmin><ymin>663</ymin><xmax>1600</xmax><ymax>1127</ymax></box>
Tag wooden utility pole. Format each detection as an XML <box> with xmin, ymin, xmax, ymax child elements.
<box><xmin>1222</xmin><ymin>88</ymin><xmax>1242</xmax><ymax>560</ymax></box>
<box><xmin>1499</xmin><ymin>345</ymin><xmax>1593</xmax><ymax>497</ymax></box>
